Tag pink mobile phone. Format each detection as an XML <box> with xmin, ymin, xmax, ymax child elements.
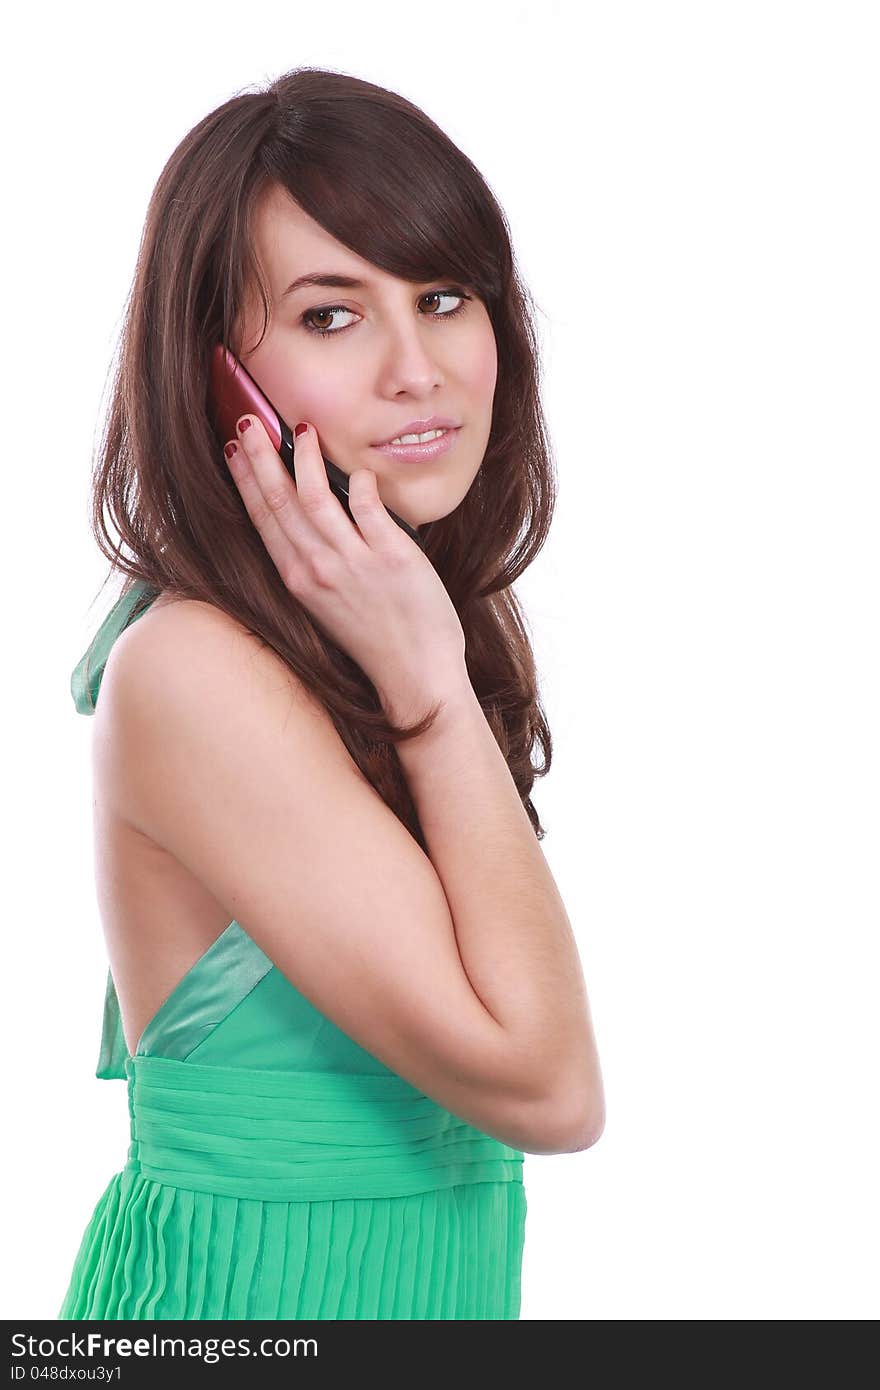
<box><xmin>208</xmin><ymin>344</ymin><xmax>424</xmax><ymax>549</ymax></box>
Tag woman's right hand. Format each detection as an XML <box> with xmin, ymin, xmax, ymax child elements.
<box><xmin>225</xmin><ymin>415</ymin><xmax>470</xmax><ymax>721</ymax></box>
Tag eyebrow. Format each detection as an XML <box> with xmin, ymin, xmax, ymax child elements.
<box><xmin>280</xmin><ymin>272</ymin><xmax>372</xmax><ymax>301</ymax></box>
<box><xmin>279</xmin><ymin>271</ymin><xmax>455</xmax><ymax>302</ymax></box>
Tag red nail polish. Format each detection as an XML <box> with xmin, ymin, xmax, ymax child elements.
<box><xmin>237</xmin><ymin>417</ymin><xmax>252</xmax><ymax>433</ymax></box>
<box><xmin>294</xmin><ymin>422</ymin><xmax>308</xmax><ymax>437</ymax></box>
<box><xmin>224</xmin><ymin>442</ymin><xmax>238</xmax><ymax>459</ymax></box>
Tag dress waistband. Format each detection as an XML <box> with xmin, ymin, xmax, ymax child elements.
<box><xmin>124</xmin><ymin>1055</ymin><xmax>524</xmax><ymax>1203</ymax></box>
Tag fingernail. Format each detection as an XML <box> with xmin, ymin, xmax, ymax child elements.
<box><xmin>294</xmin><ymin>422</ymin><xmax>308</xmax><ymax>437</ymax></box>
<box><xmin>237</xmin><ymin>416</ymin><xmax>252</xmax><ymax>434</ymax></box>
<box><xmin>224</xmin><ymin>442</ymin><xmax>238</xmax><ymax>459</ymax></box>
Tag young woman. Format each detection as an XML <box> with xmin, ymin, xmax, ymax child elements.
<box><xmin>59</xmin><ymin>65</ymin><xmax>605</xmax><ymax>1321</ymax></box>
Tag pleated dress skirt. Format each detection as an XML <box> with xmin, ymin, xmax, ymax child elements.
<box><xmin>58</xmin><ymin>926</ymin><xmax>527</xmax><ymax>1321</ymax></box>
<box><xmin>60</xmin><ymin>582</ymin><xmax>527</xmax><ymax>1321</ymax></box>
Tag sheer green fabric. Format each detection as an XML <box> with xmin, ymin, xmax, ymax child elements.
<box><xmin>59</xmin><ymin>582</ymin><xmax>527</xmax><ymax>1319</ymax></box>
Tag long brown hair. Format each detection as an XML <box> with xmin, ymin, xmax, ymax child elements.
<box><xmin>83</xmin><ymin>66</ymin><xmax>558</xmax><ymax>849</ymax></box>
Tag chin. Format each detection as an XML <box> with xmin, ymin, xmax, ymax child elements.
<box><xmin>373</xmin><ymin>471</ymin><xmax>477</xmax><ymax>531</ymax></box>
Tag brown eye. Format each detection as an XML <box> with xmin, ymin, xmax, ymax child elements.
<box><xmin>300</xmin><ymin>288</ymin><xmax>472</xmax><ymax>340</ymax></box>
<box><xmin>301</xmin><ymin>305</ymin><xmax>358</xmax><ymax>335</ymax></box>
<box><xmin>420</xmin><ymin>290</ymin><xmax>471</xmax><ymax>317</ymax></box>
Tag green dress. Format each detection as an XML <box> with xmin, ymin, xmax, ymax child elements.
<box><xmin>58</xmin><ymin>582</ymin><xmax>527</xmax><ymax>1320</ymax></box>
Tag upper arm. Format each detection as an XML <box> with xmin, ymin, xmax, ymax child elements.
<box><xmin>95</xmin><ymin>600</ymin><xmax>547</xmax><ymax>1148</ymax></box>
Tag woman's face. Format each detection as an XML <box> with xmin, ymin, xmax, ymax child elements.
<box><xmin>235</xmin><ymin>184</ymin><xmax>498</xmax><ymax>528</ymax></box>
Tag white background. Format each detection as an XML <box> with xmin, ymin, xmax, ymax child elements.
<box><xmin>3</xmin><ymin>0</ymin><xmax>877</xmax><ymax>1320</ymax></box>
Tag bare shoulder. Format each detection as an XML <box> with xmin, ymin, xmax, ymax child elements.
<box><xmin>103</xmin><ymin>593</ymin><xmax>334</xmax><ymax>736</ymax></box>
<box><xmin>113</xmin><ymin>593</ymin><xmax>279</xmax><ymax>671</ymax></box>
<box><xmin>96</xmin><ymin>590</ymin><xmax>363</xmax><ymax>845</ymax></box>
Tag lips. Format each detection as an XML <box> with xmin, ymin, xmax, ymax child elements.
<box><xmin>372</xmin><ymin>416</ymin><xmax>460</xmax><ymax>446</ymax></box>
<box><xmin>369</xmin><ymin>426</ymin><xmax>461</xmax><ymax>462</ymax></box>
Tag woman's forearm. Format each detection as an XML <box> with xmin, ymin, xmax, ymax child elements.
<box><xmin>393</xmin><ymin>680</ymin><xmax>604</xmax><ymax>1138</ymax></box>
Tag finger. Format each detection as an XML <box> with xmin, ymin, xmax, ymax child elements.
<box><xmin>244</xmin><ymin>416</ymin><xmax>366</xmax><ymax>559</ymax></box>
<box><xmin>346</xmin><ymin>467</ymin><xmax>406</xmax><ymax>552</ymax></box>
<box><xmin>225</xmin><ymin>430</ymin><xmax>305</xmax><ymax>584</ymax></box>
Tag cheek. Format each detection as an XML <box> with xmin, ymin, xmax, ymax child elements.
<box><xmin>461</xmin><ymin>324</ymin><xmax>498</xmax><ymax>402</ymax></box>
<box><xmin>290</xmin><ymin>374</ymin><xmax>350</xmax><ymax>424</ymax></box>
<box><xmin>245</xmin><ymin>343</ymin><xmax>357</xmax><ymax>433</ymax></box>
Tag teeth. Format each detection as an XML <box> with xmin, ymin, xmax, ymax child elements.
<box><xmin>388</xmin><ymin>428</ymin><xmax>448</xmax><ymax>446</ymax></box>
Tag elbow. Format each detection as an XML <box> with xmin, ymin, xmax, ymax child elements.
<box><xmin>524</xmin><ymin>1088</ymin><xmax>606</xmax><ymax>1157</ymax></box>
<box><xmin>492</xmin><ymin>1036</ymin><xmax>606</xmax><ymax>1155</ymax></box>
<box><xmin>549</xmin><ymin>1105</ymin><xmax>605</xmax><ymax>1155</ymax></box>
<box><xmin>533</xmin><ymin>1048</ymin><xmax>606</xmax><ymax>1154</ymax></box>
<box><xmin>569</xmin><ymin>1106</ymin><xmax>605</xmax><ymax>1152</ymax></box>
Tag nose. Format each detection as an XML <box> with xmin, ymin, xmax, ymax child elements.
<box><xmin>375</xmin><ymin>319</ymin><xmax>447</xmax><ymax>397</ymax></box>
